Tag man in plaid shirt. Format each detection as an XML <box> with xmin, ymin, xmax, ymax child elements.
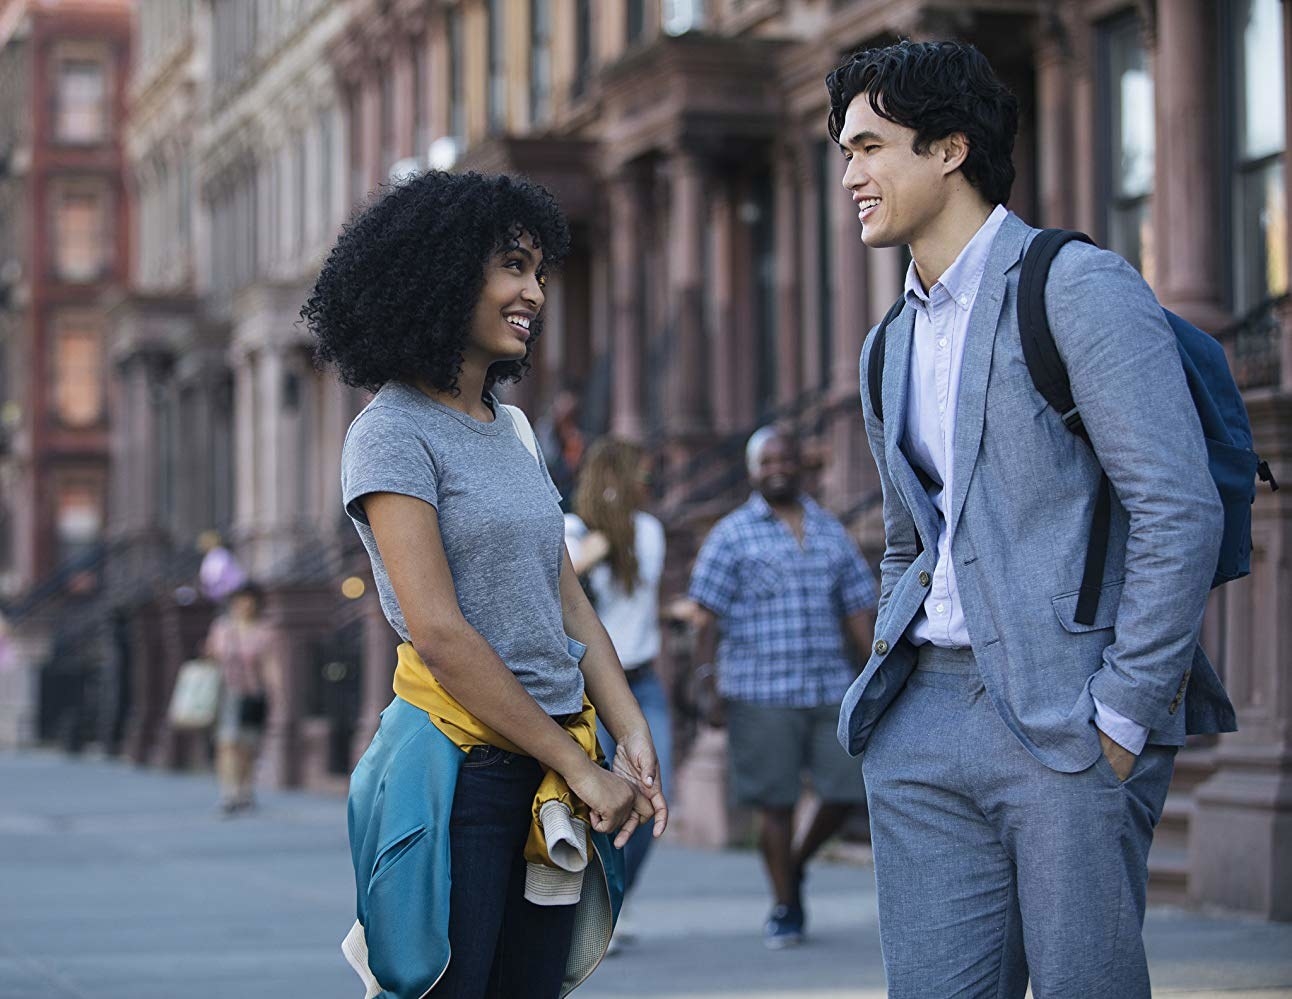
<box><xmin>689</xmin><ymin>426</ymin><xmax>877</xmax><ymax>949</ymax></box>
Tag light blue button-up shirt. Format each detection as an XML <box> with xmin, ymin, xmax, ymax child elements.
<box><xmin>900</xmin><ymin>205</ymin><xmax>1147</xmax><ymax>754</ymax></box>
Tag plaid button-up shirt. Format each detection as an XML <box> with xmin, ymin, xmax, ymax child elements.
<box><xmin>688</xmin><ymin>493</ymin><xmax>878</xmax><ymax>707</ymax></box>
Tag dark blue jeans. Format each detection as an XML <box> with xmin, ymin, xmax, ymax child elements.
<box><xmin>433</xmin><ymin>746</ymin><xmax>577</xmax><ymax>998</ymax></box>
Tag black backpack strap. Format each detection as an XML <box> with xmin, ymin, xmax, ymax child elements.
<box><xmin>1018</xmin><ymin>229</ymin><xmax>1095</xmax><ymax>437</ymax></box>
<box><xmin>1018</xmin><ymin>228</ymin><xmax>1110</xmax><ymax>626</ymax></box>
<box><xmin>867</xmin><ymin>295</ymin><xmax>907</xmax><ymax>423</ymax></box>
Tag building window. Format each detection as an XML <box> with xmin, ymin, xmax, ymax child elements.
<box><xmin>1099</xmin><ymin>14</ymin><xmax>1155</xmax><ymax>283</ymax></box>
<box><xmin>487</xmin><ymin>0</ymin><xmax>506</xmax><ymax>134</ymax></box>
<box><xmin>530</xmin><ymin>0</ymin><xmax>552</xmax><ymax>126</ymax></box>
<box><xmin>54</xmin><ymin>189</ymin><xmax>106</xmax><ymax>282</ymax></box>
<box><xmin>1230</xmin><ymin>0</ymin><xmax>1287</xmax><ymax>312</ymax></box>
<box><xmin>663</xmin><ymin>0</ymin><xmax>704</xmax><ymax>36</ymax></box>
<box><xmin>52</xmin><ymin>318</ymin><xmax>103</xmax><ymax>428</ymax></box>
<box><xmin>55</xmin><ymin>58</ymin><xmax>107</xmax><ymax>143</ymax></box>
<box><xmin>627</xmin><ymin>0</ymin><xmax>645</xmax><ymax>44</ymax></box>
<box><xmin>448</xmin><ymin>7</ymin><xmax>465</xmax><ymax>143</ymax></box>
<box><xmin>573</xmin><ymin>0</ymin><xmax>593</xmax><ymax>99</ymax></box>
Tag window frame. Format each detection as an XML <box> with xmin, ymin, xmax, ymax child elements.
<box><xmin>487</xmin><ymin>0</ymin><xmax>507</xmax><ymax>135</ymax></box>
<box><xmin>49</xmin><ymin>311</ymin><xmax>106</xmax><ymax>430</ymax></box>
<box><xmin>1221</xmin><ymin>0</ymin><xmax>1288</xmax><ymax>314</ymax></box>
<box><xmin>530</xmin><ymin>0</ymin><xmax>552</xmax><ymax>127</ymax></box>
<box><xmin>52</xmin><ymin>50</ymin><xmax>110</xmax><ymax>146</ymax></box>
<box><xmin>1095</xmin><ymin>10</ymin><xmax>1156</xmax><ymax>281</ymax></box>
<box><xmin>50</xmin><ymin>181</ymin><xmax>110</xmax><ymax>284</ymax></box>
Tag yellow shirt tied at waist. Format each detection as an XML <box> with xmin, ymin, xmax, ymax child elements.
<box><xmin>394</xmin><ymin>642</ymin><xmax>600</xmax><ymax>905</ymax></box>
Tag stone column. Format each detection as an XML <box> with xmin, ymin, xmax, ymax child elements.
<box><xmin>1152</xmin><ymin>0</ymin><xmax>1228</xmax><ymax>330</ymax></box>
<box><xmin>608</xmin><ymin>171</ymin><xmax>644</xmax><ymax>439</ymax></box>
<box><xmin>665</xmin><ymin>151</ymin><xmax>709</xmax><ymax>436</ymax></box>
<box><xmin>1035</xmin><ymin>17</ymin><xmax>1074</xmax><ymax>229</ymax></box>
<box><xmin>360</xmin><ymin>72</ymin><xmax>382</xmax><ymax>192</ymax></box>
<box><xmin>708</xmin><ymin>178</ymin><xmax>751</xmax><ymax>434</ymax></box>
<box><xmin>826</xmin><ymin>173</ymin><xmax>884</xmax><ymax>527</ymax></box>
<box><xmin>353</xmin><ymin>588</ymin><xmax>397</xmax><ymax>763</ymax></box>
<box><xmin>257</xmin><ymin>346</ymin><xmax>284</xmax><ymax>575</ymax></box>
<box><xmin>232</xmin><ymin>353</ymin><xmax>257</xmax><ymax>543</ymax></box>
<box><xmin>1282</xmin><ymin>1</ymin><xmax>1292</xmax><ymax>394</ymax></box>
<box><xmin>1191</xmin><ymin>393</ymin><xmax>1292</xmax><ymax>920</ymax></box>
<box><xmin>773</xmin><ymin>148</ymin><xmax>803</xmax><ymax>411</ymax></box>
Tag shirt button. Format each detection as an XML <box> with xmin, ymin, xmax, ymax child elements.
<box><xmin>874</xmin><ymin>639</ymin><xmax>890</xmax><ymax>656</ymax></box>
<box><xmin>959</xmin><ymin>295</ymin><xmax>968</xmax><ymax>307</ymax></box>
<box><xmin>938</xmin><ymin>338</ymin><xmax>947</xmax><ymax>349</ymax></box>
<box><xmin>918</xmin><ymin>571</ymin><xmax>931</xmax><ymax>587</ymax></box>
<box><xmin>935</xmin><ymin>603</ymin><xmax>946</xmax><ymax>614</ymax></box>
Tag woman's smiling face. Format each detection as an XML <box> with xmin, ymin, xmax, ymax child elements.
<box><xmin>466</xmin><ymin>229</ymin><xmax>546</xmax><ymax>367</ymax></box>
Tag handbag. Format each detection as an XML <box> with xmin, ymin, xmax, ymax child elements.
<box><xmin>238</xmin><ymin>693</ymin><xmax>268</xmax><ymax>727</ymax></box>
<box><xmin>167</xmin><ymin>659</ymin><xmax>222</xmax><ymax>730</ymax></box>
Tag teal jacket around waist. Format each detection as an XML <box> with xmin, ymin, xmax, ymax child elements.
<box><xmin>344</xmin><ymin>693</ymin><xmax>625</xmax><ymax>999</ymax></box>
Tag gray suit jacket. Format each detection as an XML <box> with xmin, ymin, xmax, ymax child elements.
<box><xmin>839</xmin><ymin>212</ymin><xmax>1237</xmax><ymax>773</ymax></box>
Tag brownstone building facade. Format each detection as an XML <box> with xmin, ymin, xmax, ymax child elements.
<box><xmin>9</xmin><ymin>0</ymin><xmax>1287</xmax><ymax>919</ymax></box>
<box><xmin>0</xmin><ymin>0</ymin><xmax>132</xmax><ymax>747</ymax></box>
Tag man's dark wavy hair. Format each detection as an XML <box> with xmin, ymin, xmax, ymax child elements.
<box><xmin>301</xmin><ymin>171</ymin><xmax>570</xmax><ymax>397</ymax></box>
<box><xmin>826</xmin><ymin>40</ymin><xmax>1019</xmax><ymax>206</ymax></box>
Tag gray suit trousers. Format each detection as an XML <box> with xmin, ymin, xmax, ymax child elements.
<box><xmin>863</xmin><ymin>646</ymin><xmax>1175</xmax><ymax>999</ymax></box>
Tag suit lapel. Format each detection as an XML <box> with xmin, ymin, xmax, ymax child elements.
<box><xmin>947</xmin><ymin>214</ymin><xmax>1030</xmax><ymax>537</ymax></box>
<box><xmin>881</xmin><ymin>306</ymin><xmax>939</xmax><ymax>549</ymax></box>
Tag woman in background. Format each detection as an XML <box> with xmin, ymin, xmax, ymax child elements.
<box><xmin>204</xmin><ymin>582</ymin><xmax>273</xmax><ymax>815</ymax></box>
<box><xmin>566</xmin><ymin>439</ymin><xmax>671</xmax><ymax>940</ymax></box>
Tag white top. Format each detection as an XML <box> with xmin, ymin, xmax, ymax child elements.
<box><xmin>564</xmin><ymin>512</ymin><xmax>666</xmax><ymax>670</ymax></box>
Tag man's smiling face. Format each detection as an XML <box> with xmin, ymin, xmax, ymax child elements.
<box><xmin>839</xmin><ymin>93</ymin><xmax>958</xmax><ymax>250</ymax></box>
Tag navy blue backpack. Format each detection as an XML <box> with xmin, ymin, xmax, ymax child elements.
<box><xmin>867</xmin><ymin>228</ymin><xmax>1278</xmax><ymax>626</ymax></box>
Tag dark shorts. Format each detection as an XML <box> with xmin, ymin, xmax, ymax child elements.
<box><xmin>726</xmin><ymin>700</ymin><xmax>865</xmax><ymax>808</ymax></box>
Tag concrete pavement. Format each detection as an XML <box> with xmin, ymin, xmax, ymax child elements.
<box><xmin>1</xmin><ymin>752</ymin><xmax>1289</xmax><ymax>999</ymax></box>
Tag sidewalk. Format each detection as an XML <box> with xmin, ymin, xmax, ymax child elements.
<box><xmin>1</xmin><ymin>752</ymin><xmax>1289</xmax><ymax>999</ymax></box>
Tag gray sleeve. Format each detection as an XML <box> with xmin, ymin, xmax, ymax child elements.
<box><xmin>341</xmin><ymin>407</ymin><xmax>440</xmax><ymax>524</ymax></box>
<box><xmin>1046</xmin><ymin>241</ymin><xmax>1222</xmax><ymax>733</ymax></box>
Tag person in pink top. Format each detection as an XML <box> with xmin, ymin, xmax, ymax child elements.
<box><xmin>204</xmin><ymin>582</ymin><xmax>275</xmax><ymax>814</ymax></box>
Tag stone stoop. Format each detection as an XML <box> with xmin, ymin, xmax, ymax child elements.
<box><xmin>1148</xmin><ymin>745</ymin><xmax>1218</xmax><ymax>906</ymax></box>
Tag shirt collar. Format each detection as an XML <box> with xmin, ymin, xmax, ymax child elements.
<box><xmin>746</xmin><ymin>491</ymin><xmax>819</xmax><ymax>522</ymax></box>
<box><xmin>903</xmin><ymin>204</ymin><xmax>1008</xmax><ymax>310</ymax></box>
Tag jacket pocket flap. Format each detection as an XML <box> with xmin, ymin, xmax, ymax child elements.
<box><xmin>1051</xmin><ymin>580</ymin><xmax>1123</xmax><ymax>633</ymax></box>
<box><xmin>369</xmin><ymin>824</ymin><xmax>427</xmax><ymax>886</ymax></box>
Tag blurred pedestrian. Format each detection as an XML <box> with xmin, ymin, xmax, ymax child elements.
<box><xmin>538</xmin><ymin>388</ymin><xmax>585</xmax><ymax>506</ymax></box>
<box><xmin>303</xmin><ymin>170</ymin><xmax>666</xmax><ymax>998</ymax></box>
<box><xmin>197</xmin><ymin>529</ymin><xmax>246</xmax><ymax>604</ymax></box>
<box><xmin>565</xmin><ymin>437</ymin><xmax>669</xmax><ymax>949</ymax></box>
<box><xmin>203</xmin><ymin>581</ymin><xmax>273</xmax><ymax>815</ymax></box>
<box><xmin>688</xmin><ymin>426</ymin><xmax>877</xmax><ymax>949</ymax></box>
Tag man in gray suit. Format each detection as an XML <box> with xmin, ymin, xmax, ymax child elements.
<box><xmin>826</xmin><ymin>40</ymin><xmax>1236</xmax><ymax>998</ymax></box>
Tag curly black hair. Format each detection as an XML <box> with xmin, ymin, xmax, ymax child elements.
<box><xmin>301</xmin><ymin>171</ymin><xmax>571</xmax><ymax>397</ymax></box>
<box><xmin>826</xmin><ymin>40</ymin><xmax>1019</xmax><ymax>206</ymax></box>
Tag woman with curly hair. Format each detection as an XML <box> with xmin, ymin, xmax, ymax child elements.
<box><xmin>303</xmin><ymin>171</ymin><xmax>667</xmax><ymax>999</ymax></box>
<box><xmin>564</xmin><ymin>441</ymin><xmax>670</xmax><ymax>931</ymax></box>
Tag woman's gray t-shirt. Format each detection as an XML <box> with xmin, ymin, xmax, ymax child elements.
<box><xmin>341</xmin><ymin>382</ymin><xmax>584</xmax><ymax>716</ymax></box>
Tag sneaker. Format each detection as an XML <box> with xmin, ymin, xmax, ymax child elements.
<box><xmin>763</xmin><ymin>904</ymin><xmax>804</xmax><ymax>949</ymax></box>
